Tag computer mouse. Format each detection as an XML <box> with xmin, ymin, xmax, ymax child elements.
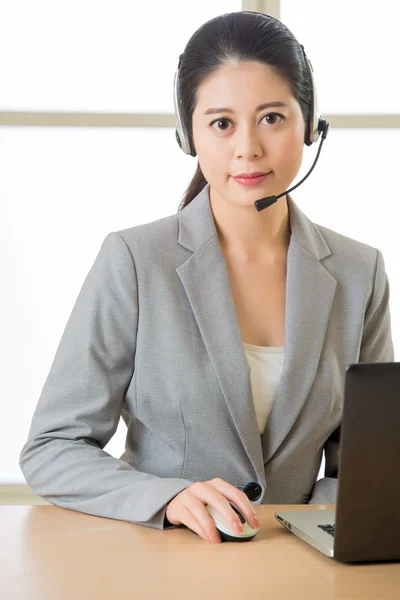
<box><xmin>205</xmin><ymin>502</ymin><xmax>260</xmax><ymax>542</ymax></box>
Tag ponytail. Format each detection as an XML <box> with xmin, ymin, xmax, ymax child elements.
<box><xmin>178</xmin><ymin>162</ymin><xmax>207</xmax><ymax>211</ymax></box>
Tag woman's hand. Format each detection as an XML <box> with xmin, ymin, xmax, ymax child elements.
<box><xmin>165</xmin><ymin>477</ymin><xmax>260</xmax><ymax>543</ymax></box>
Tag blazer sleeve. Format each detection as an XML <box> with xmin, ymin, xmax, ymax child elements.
<box><xmin>19</xmin><ymin>232</ymin><xmax>194</xmax><ymax>529</ymax></box>
<box><xmin>309</xmin><ymin>248</ymin><xmax>395</xmax><ymax>504</ymax></box>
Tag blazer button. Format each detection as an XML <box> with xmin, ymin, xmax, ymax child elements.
<box><xmin>242</xmin><ymin>482</ymin><xmax>262</xmax><ymax>501</ymax></box>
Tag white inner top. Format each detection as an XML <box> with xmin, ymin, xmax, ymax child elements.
<box><xmin>243</xmin><ymin>342</ymin><xmax>285</xmax><ymax>435</ymax></box>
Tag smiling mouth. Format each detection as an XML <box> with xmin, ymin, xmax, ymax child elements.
<box><xmin>231</xmin><ymin>172</ymin><xmax>272</xmax><ymax>186</ymax></box>
<box><xmin>231</xmin><ymin>171</ymin><xmax>272</xmax><ymax>178</ymax></box>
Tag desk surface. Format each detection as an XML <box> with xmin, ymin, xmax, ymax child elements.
<box><xmin>1</xmin><ymin>504</ymin><xmax>399</xmax><ymax>599</ymax></box>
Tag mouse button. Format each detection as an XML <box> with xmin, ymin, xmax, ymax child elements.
<box><xmin>205</xmin><ymin>505</ymin><xmax>228</xmax><ymax>529</ymax></box>
<box><xmin>229</xmin><ymin>503</ymin><xmax>246</xmax><ymax>524</ymax></box>
<box><xmin>243</xmin><ymin>522</ymin><xmax>259</xmax><ymax>535</ymax></box>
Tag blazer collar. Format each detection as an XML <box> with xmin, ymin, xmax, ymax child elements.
<box><xmin>176</xmin><ymin>182</ymin><xmax>337</xmax><ymax>484</ymax></box>
<box><xmin>178</xmin><ymin>182</ymin><xmax>331</xmax><ymax>261</ymax></box>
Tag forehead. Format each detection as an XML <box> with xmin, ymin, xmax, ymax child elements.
<box><xmin>195</xmin><ymin>60</ymin><xmax>293</xmax><ymax>108</ymax></box>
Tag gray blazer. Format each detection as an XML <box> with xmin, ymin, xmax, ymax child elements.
<box><xmin>19</xmin><ymin>183</ymin><xmax>394</xmax><ymax>530</ymax></box>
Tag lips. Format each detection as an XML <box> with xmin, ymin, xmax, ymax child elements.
<box><xmin>232</xmin><ymin>172</ymin><xmax>272</xmax><ymax>187</ymax></box>
<box><xmin>233</xmin><ymin>171</ymin><xmax>271</xmax><ymax>178</ymax></box>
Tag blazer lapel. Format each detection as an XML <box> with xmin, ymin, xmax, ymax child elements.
<box><xmin>176</xmin><ymin>183</ymin><xmax>337</xmax><ymax>479</ymax></box>
<box><xmin>261</xmin><ymin>229</ymin><xmax>337</xmax><ymax>464</ymax></box>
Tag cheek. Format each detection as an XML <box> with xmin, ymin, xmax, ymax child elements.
<box><xmin>195</xmin><ymin>137</ymin><xmax>227</xmax><ymax>180</ymax></box>
<box><xmin>195</xmin><ymin>128</ymin><xmax>218</xmax><ymax>155</ymax></box>
<box><xmin>275</xmin><ymin>126</ymin><xmax>304</xmax><ymax>170</ymax></box>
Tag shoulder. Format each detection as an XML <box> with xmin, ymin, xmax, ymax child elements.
<box><xmin>117</xmin><ymin>212</ymin><xmax>179</xmax><ymax>249</ymax></box>
<box><xmin>316</xmin><ymin>222</ymin><xmax>379</xmax><ymax>270</ymax></box>
<box><xmin>289</xmin><ymin>194</ymin><xmax>380</xmax><ymax>276</ymax></box>
<box><xmin>99</xmin><ymin>212</ymin><xmax>188</xmax><ymax>269</ymax></box>
<box><xmin>313</xmin><ymin>222</ymin><xmax>385</xmax><ymax>299</ymax></box>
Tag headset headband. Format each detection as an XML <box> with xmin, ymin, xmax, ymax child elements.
<box><xmin>173</xmin><ymin>14</ymin><xmax>325</xmax><ymax>156</ymax></box>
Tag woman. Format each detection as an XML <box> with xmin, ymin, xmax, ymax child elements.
<box><xmin>19</xmin><ymin>11</ymin><xmax>394</xmax><ymax>545</ymax></box>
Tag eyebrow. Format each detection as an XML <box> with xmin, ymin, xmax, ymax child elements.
<box><xmin>203</xmin><ymin>101</ymin><xmax>288</xmax><ymax>115</ymax></box>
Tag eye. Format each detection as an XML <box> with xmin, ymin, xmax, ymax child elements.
<box><xmin>261</xmin><ymin>112</ymin><xmax>285</xmax><ymax>125</ymax></box>
<box><xmin>209</xmin><ymin>118</ymin><xmax>232</xmax><ymax>131</ymax></box>
<box><xmin>209</xmin><ymin>113</ymin><xmax>285</xmax><ymax>131</ymax></box>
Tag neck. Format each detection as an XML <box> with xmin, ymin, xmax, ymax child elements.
<box><xmin>209</xmin><ymin>187</ymin><xmax>291</xmax><ymax>264</ymax></box>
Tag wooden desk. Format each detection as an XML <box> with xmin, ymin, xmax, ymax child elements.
<box><xmin>1</xmin><ymin>504</ymin><xmax>399</xmax><ymax>599</ymax></box>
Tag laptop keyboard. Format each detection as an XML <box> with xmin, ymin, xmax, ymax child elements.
<box><xmin>318</xmin><ymin>524</ymin><xmax>335</xmax><ymax>537</ymax></box>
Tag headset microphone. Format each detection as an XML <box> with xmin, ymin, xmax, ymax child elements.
<box><xmin>254</xmin><ymin>118</ymin><xmax>329</xmax><ymax>211</ymax></box>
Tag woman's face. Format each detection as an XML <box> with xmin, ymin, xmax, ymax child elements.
<box><xmin>191</xmin><ymin>60</ymin><xmax>306</xmax><ymax>208</ymax></box>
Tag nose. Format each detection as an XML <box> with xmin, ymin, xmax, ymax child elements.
<box><xmin>234</xmin><ymin>123</ymin><xmax>263</xmax><ymax>160</ymax></box>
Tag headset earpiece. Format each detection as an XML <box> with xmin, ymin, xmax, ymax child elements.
<box><xmin>300</xmin><ymin>45</ymin><xmax>324</xmax><ymax>147</ymax></box>
<box><xmin>173</xmin><ymin>57</ymin><xmax>197</xmax><ymax>156</ymax></box>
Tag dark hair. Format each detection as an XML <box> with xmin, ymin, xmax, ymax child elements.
<box><xmin>176</xmin><ymin>11</ymin><xmax>312</xmax><ymax>211</ymax></box>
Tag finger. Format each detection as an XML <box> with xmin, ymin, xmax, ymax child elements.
<box><xmin>179</xmin><ymin>502</ymin><xmax>220</xmax><ymax>543</ymax></box>
<box><xmin>207</xmin><ymin>478</ymin><xmax>260</xmax><ymax>528</ymax></box>
<box><xmin>188</xmin><ymin>481</ymin><xmax>246</xmax><ymax>535</ymax></box>
<box><xmin>183</xmin><ymin>494</ymin><xmax>222</xmax><ymax>543</ymax></box>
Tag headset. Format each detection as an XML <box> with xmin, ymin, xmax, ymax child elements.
<box><xmin>173</xmin><ymin>12</ymin><xmax>328</xmax><ymax>157</ymax></box>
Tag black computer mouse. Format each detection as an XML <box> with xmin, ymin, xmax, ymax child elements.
<box><xmin>205</xmin><ymin>502</ymin><xmax>260</xmax><ymax>542</ymax></box>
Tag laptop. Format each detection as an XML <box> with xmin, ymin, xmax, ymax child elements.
<box><xmin>275</xmin><ymin>361</ymin><xmax>400</xmax><ymax>563</ymax></box>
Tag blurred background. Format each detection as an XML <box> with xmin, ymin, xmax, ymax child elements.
<box><xmin>1</xmin><ymin>0</ymin><xmax>399</xmax><ymax>503</ymax></box>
